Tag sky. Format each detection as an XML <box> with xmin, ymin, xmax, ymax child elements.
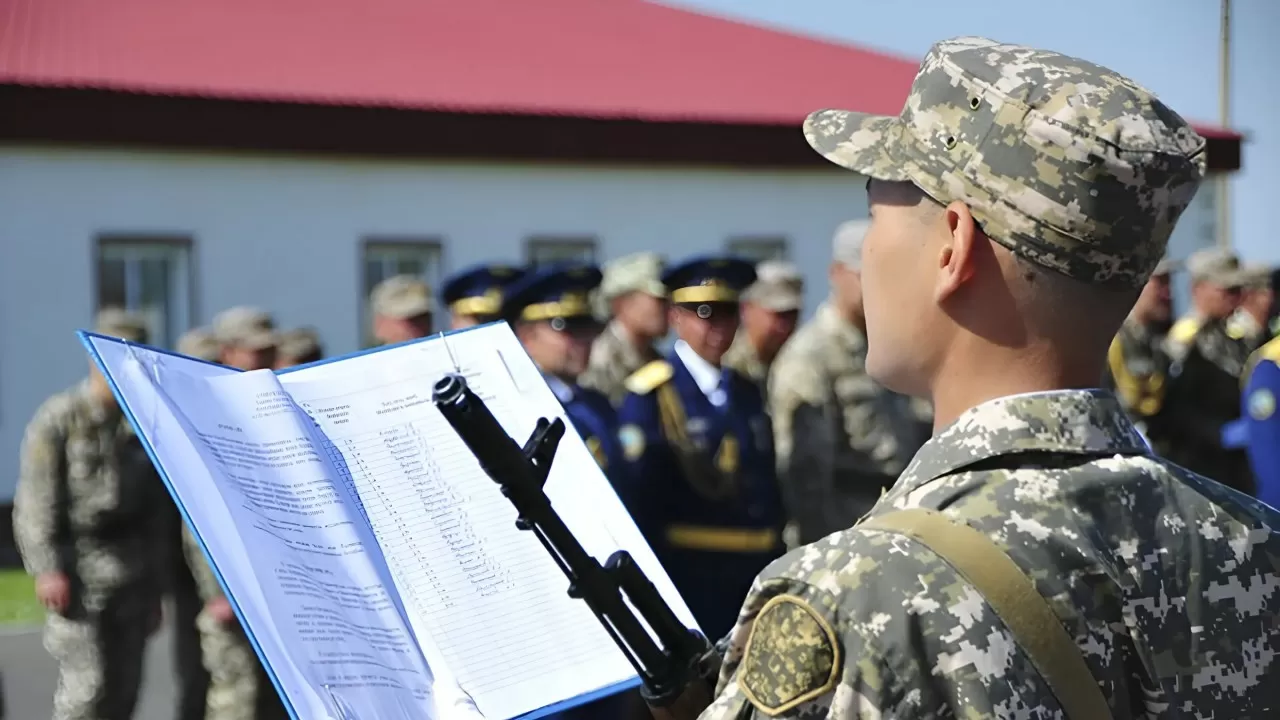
<box><xmin>673</xmin><ymin>0</ymin><xmax>1279</xmax><ymax>263</ymax></box>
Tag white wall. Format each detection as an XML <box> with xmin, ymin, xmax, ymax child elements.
<box><xmin>0</xmin><ymin>146</ymin><xmax>1224</xmax><ymax>500</ymax></box>
<box><xmin>0</xmin><ymin>145</ymin><xmax>867</xmax><ymax>499</ymax></box>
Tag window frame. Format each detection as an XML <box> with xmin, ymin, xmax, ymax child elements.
<box><xmin>725</xmin><ymin>235</ymin><xmax>790</xmax><ymax>263</ymax></box>
<box><xmin>358</xmin><ymin>236</ymin><xmax>447</xmax><ymax>346</ymax></box>
<box><xmin>93</xmin><ymin>234</ymin><xmax>197</xmax><ymax>349</ymax></box>
<box><xmin>523</xmin><ymin>235</ymin><xmax>599</xmax><ymax>268</ymax></box>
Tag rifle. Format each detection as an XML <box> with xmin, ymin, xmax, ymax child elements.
<box><xmin>432</xmin><ymin>373</ymin><xmax>719</xmax><ymax>719</ymax></box>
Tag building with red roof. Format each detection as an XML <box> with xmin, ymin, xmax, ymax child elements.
<box><xmin>0</xmin><ymin>0</ymin><xmax>1243</xmax><ymax>501</ymax></box>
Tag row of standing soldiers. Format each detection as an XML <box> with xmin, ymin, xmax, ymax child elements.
<box><xmin>1105</xmin><ymin>246</ymin><xmax>1277</xmax><ymax>501</ymax></box>
<box><xmin>12</xmin><ymin>217</ymin><xmax>937</xmax><ymax>720</ymax></box>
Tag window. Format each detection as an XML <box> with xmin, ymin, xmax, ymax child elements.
<box><xmin>360</xmin><ymin>238</ymin><xmax>445</xmax><ymax>345</ymax></box>
<box><xmin>726</xmin><ymin>236</ymin><xmax>789</xmax><ymax>263</ymax></box>
<box><xmin>95</xmin><ymin>236</ymin><xmax>194</xmax><ymax>349</ymax></box>
<box><xmin>525</xmin><ymin>236</ymin><xmax>598</xmax><ymax>268</ymax></box>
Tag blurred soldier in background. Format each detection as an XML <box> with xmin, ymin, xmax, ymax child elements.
<box><xmin>501</xmin><ymin>263</ymin><xmax>638</xmax><ymax>720</ymax></box>
<box><xmin>440</xmin><ymin>262</ymin><xmax>527</xmax><ymax>330</ymax></box>
<box><xmin>1225</xmin><ymin>263</ymin><xmax>1276</xmax><ymax>354</ymax></box>
<box><xmin>14</xmin><ymin>309</ymin><xmax>168</xmax><ymax>720</ymax></box>
<box><xmin>214</xmin><ymin>307</ymin><xmax>278</xmax><ymax>372</ymax></box>
<box><xmin>723</xmin><ymin>260</ymin><xmax>804</xmax><ymax>390</ymax></box>
<box><xmin>1164</xmin><ymin>248</ymin><xmax>1244</xmax><ymax>364</ymax></box>
<box><xmin>178</xmin><ymin>327</ymin><xmax>221</xmax><ymax>363</ymax></box>
<box><xmin>274</xmin><ymin>327</ymin><xmax>324</xmax><ymax>368</ymax></box>
<box><xmin>579</xmin><ymin>252</ymin><xmax>669</xmax><ymax>406</ymax></box>
<box><xmin>164</xmin><ymin>329</ymin><xmax>221</xmax><ymax>719</ymax></box>
<box><xmin>614</xmin><ymin>256</ymin><xmax>783</xmax><ymax>641</ymax></box>
<box><xmin>1105</xmin><ymin>258</ymin><xmax>1177</xmax><ymax>452</ymax></box>
<box><xmin>191</xmin><ymin>308</ymin><xmax>287</xmax><ymax>720</ymax></box>
<box><xmin>1225</xmin><ymin>332</ymin><xmax>1280</xmax><ymax>508</ymax></box>
<box><xmin>767</xmin><ymin>221</ymin><xmax>929</xmax><ymax>546</ymax></box>
<box><xmin>370</xmin><ymin>275</ymin><xmax>434</xmax><ymax>345</ymax></box>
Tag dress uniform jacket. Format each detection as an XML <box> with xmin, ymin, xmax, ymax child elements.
<box><xmin>1225</xmin><ymin>337</ymin><xmax>1280</xmax><ymax>509</ymax></box>
<box><xmin>545</xmin><ymin>374</ymin><xmax>627</xmax><ymax>489</ymax></box>
<box><xmin>615</xmin><ymin>346</ymin><xmax>785</xmax><ymax>641</ymax></box>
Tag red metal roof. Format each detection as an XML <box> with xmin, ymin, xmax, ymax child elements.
<box><xmin>0</xmin><ymin>0</ymin><xmax>1241</xmax><ymax>141</ymax></box>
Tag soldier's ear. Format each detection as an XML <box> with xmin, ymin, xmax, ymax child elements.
<box><xmin>933</xmin><ymin>201</ymin><xmax>980</xmax><ymax>304</ymax></box>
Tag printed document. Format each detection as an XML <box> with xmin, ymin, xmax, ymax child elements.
<box><xmin>83</xmin><ymin>323</ymin><xmax>697</xmax><ymax>720</ymax></box>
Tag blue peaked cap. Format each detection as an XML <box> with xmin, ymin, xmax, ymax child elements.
<box><xmin>501</xmin><ymin>262</ymin><xmax>603</xmax><ymax>323</ymax></box>
<box><xmin>441</xmin><ymin>263</ymin><xmax>528</xmax><ymax>317</ymax></box>
<box><xmin>662</xmin><ymin>255</ymin><xmax>757</xmax><ymax>305</ymax></box>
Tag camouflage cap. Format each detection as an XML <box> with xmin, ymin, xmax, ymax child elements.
<box><xmin>741</xmin><ymin>260</ymin><xmax>805</xmax><ymax>311</ymax></box>
<box><xmin>371</xmin><ymin>275</ymin><xmax>434</xmax><ymax>319</ymax></box>
<box><xmin>1185</xmin><ymin>247</ymin><xmax>1243</xmax><ymax>286</ymax></box>
<box><xmin>832</xmin><ymin>220</ymin><xmax>870</xmax><ymax>267</ymax></box>
<box><xmin>600</xmin><ymin>252</ymin><xmax>667</xmax><ymax>301</ymax></box>
<box><xmin>176</xmin><ymin>327</ymin><xmax>221</xmax><ymax>362</ymax></box>
<box><xmin>278</xmin><ymin>326</ymin><xmax>324</xmax><ymax>361</ymax></box>
<box><xmin>1151</xmin><ymin>257</ymin><xmax>1179</xmax><ymax>277</ymax></box>
<box><xmin>94</xmin><ymin>307</ymin><xmax>148</xmax><ymax>344</ymax></box>
<box><xmin>1237</xmin><ymin>262</ymin><xmax>1273</xmax><ymax>291</ymax></box>
<box><xmin>211</xmin><ymin>306</ymin><xmax>277</xmax><ymax>350</ymax></box>
<box><xmin>804</xmin><ymin>36</ymin><xmax>1207</xmax><ymax>290</ymax></box>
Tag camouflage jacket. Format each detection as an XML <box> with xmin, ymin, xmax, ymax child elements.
<box><xmin>13</xmin><ymin>378</ymin><xmax>169</xmax><ymax>598</ymax></box>
<box><xmin>579</xmin><ymin>320</ymin><xmax>661</xmax><ymax>406</ymax></box>
<box><xmin>766</xmin><ymin>302</ymin><xmax>930</xmax><ymax>544</ymax></box>
<box><xmin>699</xmin><ymin>389</ymin><xmax>1280</xmax><ymax>720</ymax></box>
<box><xmin>723</xmin><ymin>330</ymin><xmax>768</xmax><ymax>388</ymax></box>
<box><xmin>181</xmin><ymin>524</ymin><xmax>225</xmax><ymax>602</ymax></box>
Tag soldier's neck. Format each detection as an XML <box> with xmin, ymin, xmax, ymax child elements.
<box><xmin>928</xmin><ymin>344</ymin><xmax>1107</xmax><ymax>432</ymax></box>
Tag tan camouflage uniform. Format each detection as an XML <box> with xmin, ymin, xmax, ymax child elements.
<box><xmin>699</xmin><ymin>37</ymin><xmax>1279</xmax><ymax>719</ymax></box>
<box><xmin>723</xmin><ymin>260</ymin><xmax>804</xmax><ymax>390</ymax></box>
<box><xmin>275</xmin><ymin>326</ymin><xmax>324</xmax><ymax>367</ymax></box>
<box><xmin>768</xmin><ymin>300</ymin><xmax>928</xmax><ymax>545</ymax></box>
<box><xmin>1163</xmin><ymin>248</ymin><xmax>1243</xmax><ymax>365</ymax></box>
<box><xmin>192</xmin><ymin>311</ymin><xmax>287</xmax><ymax>720</ymax></box>
<box><xmin>580</xmin><ymin>253</ymin><xmax>667</xmax><ymax>405</ymax></box>
<box><xmin>13</xmin><ymin>309</ymin><xmax>169</xmax><ymax>720</ymax></box>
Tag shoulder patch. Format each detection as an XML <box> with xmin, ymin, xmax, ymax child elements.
<box><xmin>624</xmin><ymin>360</ymin><xmax>673</xmax><ymax>395</ymax></box>
<box><xmin>737</xmin><ymin>594</ymin><xmax>840</xmax><ymax>715</ymax></box>
<box><xmin>1169</xmin><ymin>316</ymin><xmax>1202</xmax><ymax>344</ymax></box>
<box><xmin>1261</xmin><ymin>336</ymin><xmax>1280</xmax><ymax>364</ymax></box>
<box><xmin>1249</xmin><ymin>388</ymin><xmax>1275</xmax><ymax>421</ymax></box>
<box><xmin>618</xmin><ymin>424</ymin><xmax>646</xmax><ymax>461</ymax></box>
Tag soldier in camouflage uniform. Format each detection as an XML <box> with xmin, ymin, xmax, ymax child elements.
<box><xmin>579</xmin><ymin>252</ymin><xmax>669</xmax><ymax>405</ymax></box>
<box><xmin>1103</xmin><ymin>258</ymin><xmax>1177</xmax><ymax>452</ymax></box>
<box><xmin>190</xmin><ymin>308</ymin><xmax>288</xmax><ymax>720</ymax></box>
<box><xmin>723</xmin><ymin>260</ymin><xmax>804</xmax><ymax>390</ymax></box>
<box><xmin>370</xmin><ymin>275</ymin><xmax>435</xmax><ymax>346</ymax></box>
<box><xmin>1225</xmin><ymin>263</ymin><xmax>1276</xmax><ymax>354</ymax></box>
<box><xmin>274</xmin><ymin>326</ymin><xmax>324</xmax><ymax>368</ymax></box>
<box><xmin>766</xmin><ymin>221</ymin><xmax>930</xmax><ymax>547</ymax></box>
<box><xmin>697</xmin><ymin>37</ymin><xmax>1280</xmax><ymax>720</ymax></box>
<box><xmin>14</xmin><ymin>309</ymin><xmax>169</xmax><ymax>720</ymax></box>
<box><xmin>1163</xmin><ymin>247</ymin><xmax>1244</xmax><ymax>364</ymax></box>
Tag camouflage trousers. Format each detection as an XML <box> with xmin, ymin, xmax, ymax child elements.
<box><xmin>197</xmin><ymin>609</ymin><xmax>288</xmax><ymax>720</ymax></box>
<box><xmin>43</xmin><ymin>585</ymin><xmax>151</xmax><ymax>720</ymax></box>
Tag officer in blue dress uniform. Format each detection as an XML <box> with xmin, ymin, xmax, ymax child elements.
<box><xmin>502</xmin><ymin>263</ymin><xmax>639</xmax><ymax>720</ymax></box>
<box><xmin>441</xmin><ymin>262</ymin><xmax>528</xmax><ymax>330</ymax></box>
<box><xmin>1223</xmin><ymin>335</ymin><xmax>1280</xmax><ymax>509</ymax></box>
<box><xmin>614</xmin><ymin>255</ymin><xmax>785</xmax><ymax>642</ymax></box>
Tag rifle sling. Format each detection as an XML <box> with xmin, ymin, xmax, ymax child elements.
<box><xmin>861</xmin><ymin>508</ymin><xmax>1113</xmax><ymax>720</ymax></box>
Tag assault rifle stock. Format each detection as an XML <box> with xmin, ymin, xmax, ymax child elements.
<box><xmin>431</xmin><ymin>373</ymin><xmax>718</xmax><ymax>718</ymax></box>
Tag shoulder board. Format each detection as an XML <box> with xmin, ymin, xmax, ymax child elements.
<box><xmin>1169</xmin><ymin>317</ymin><xmax>1201</xmax><ymax>344</ymax></box>
<box><xmin>625</xmin><ymin>360</ymin><xmax>673</xmax><ymax>395</ymax></box>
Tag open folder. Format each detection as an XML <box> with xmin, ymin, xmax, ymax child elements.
<box><xmin>80</xmin><ymin>321</ymin><xmax>698</xmax><ymax>720</ymax></box>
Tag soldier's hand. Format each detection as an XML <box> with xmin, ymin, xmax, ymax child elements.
<box><xmin>34</xmin><ymin>571</ymin><xmax>70</xmax><ymax>614</ymax></box>
<box><xmin>205</xmin><ymin>595</ymin><xmax>236</xmax><ymax>624</ymax></box>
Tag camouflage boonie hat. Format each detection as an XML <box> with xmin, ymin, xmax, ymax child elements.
<box><xmin>1185</xmin><ymin>248</ymin><xmax>1244</xmax><ymax>287</ymax></box>
<box><xmin>1151</xmin><ymin>257</ymin><xmax>1179</xmax><ymax>277</ymax></box>
<box><xmin>371</xmin><ymin>275</ymin><xmax>434</xmax><ymax>319</ymax></box>
<box><xmin>1237</xmin><ymin>262</ymin><xmax>1273</xmax><ymax>291</ymax></box>
<box><xmin>176</xmin><ymin>327</ymin><xmax>221</xmax><ymax>362</ymax></box>
<box><xmin>94</xmin><ymin>307</ymin><xmax>148</xmax><ymax>344</ymax></box>
<box><xmin>212</xmin><ymin>306</ymin><xmax>277</xmax><ymax>350</ymax></box>
<box><xmin>741</xmin><ymin>260</ymin><xmax>805</xmax><ymax>311</ymax></box>
<box><xmin>600</xmin><ymin>252</ymin><xmax>667</xmax><ymax>301</ymax></box>
<box><xmin>832</xmin><ymin>220</ymin><xmax>870</xmax><ymax>266</ymax></box>
<box><xmin>804</xmin><ymin>36</ymin><xmax>1207</xmax><ymax>290</ymax></box>
<box><xmin>278</xmin><ymin>327</ymin><xmax>324</xmax><ymax>361</ymax></box>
